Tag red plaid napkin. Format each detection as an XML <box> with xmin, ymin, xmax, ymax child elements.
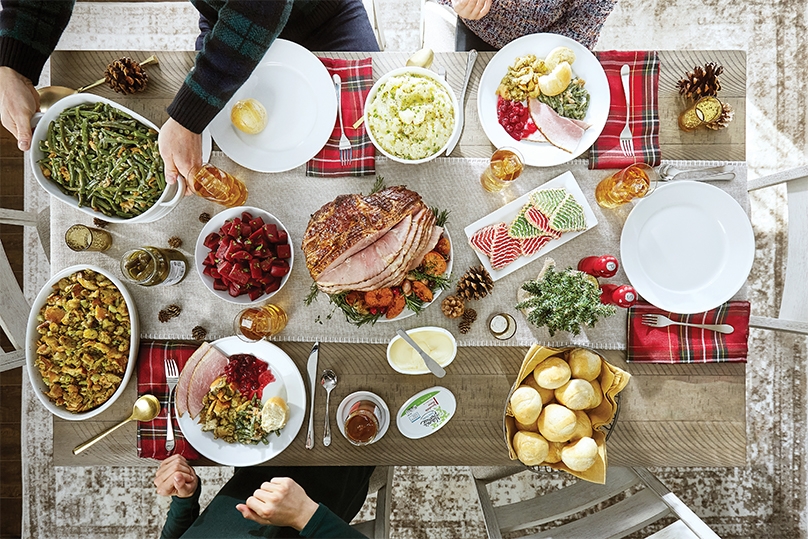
<box><xmin>627</xmin><ymin>301</ymin><xmax>750</xmax><ymax>363</ymax></box>
<box><xmin>306</xmin><ymin>57</ymin><xmax>375</xmax><ymax>177</ymax></box>
<box><xmin>589</xmin><ymin>51</ymin><xmax>661</xmax><ymax>169</ymax></box>
<box><xmin>137</xmin><ymin>341</ymin><xmax>200</xmax><ymax>460</ymax></box>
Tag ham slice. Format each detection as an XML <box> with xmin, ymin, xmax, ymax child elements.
<box><xmin>528</xmin><ymin>99</ymin><xmax>586</xmax><ymax>153</ymax></box>
<box><xmin>175</xmin><ymin>342</ymin><xmax>211</xmax><ymax>416</ymax></box>
<box><xmin>187</xmin><ymin>346</ymin><xmax>229</xmax><ymax>419</ymax></box>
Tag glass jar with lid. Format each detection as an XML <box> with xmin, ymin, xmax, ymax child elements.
<box><xmin>120</xmin><ymin>246</ymin><xmax>187</xmax><ymax>286</ymax></box>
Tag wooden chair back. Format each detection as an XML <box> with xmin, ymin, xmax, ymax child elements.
<box><xmin>0</xmin><ymin>238</ymin><xmax>30</xmax><ymax>372</ymax></box>
<box><xmin>471</xmin><ymin>466</ymin><xmax>721</xmax><ymax>539</ymax></box>
<box><xmin>351</xmin><ymin>466</ymin><xmax>394</xmax><ymax>538</ymax></box>
<box><xmin>362</xmin><ymin>0</ymin><xmax>386</xmax><ymax>51</ymax></box>
<box><xmin>748</xmin><ymin>166</ymin><xmax>808</xmax><ymax>334</ymax></box>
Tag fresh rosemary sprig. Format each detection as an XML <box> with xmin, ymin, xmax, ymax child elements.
<box><xmin>431</xmin><ymin>206</ymin><xmax>450</xmax><ymax>227</ymax></box>
<box><xmin>328</xmin><ymin>291</ymin><xmax>383</xmax><ymax>327</ymax></box>
<box><xmin>368</xmin><ymin>176</ymin><xmax>385</xmax><ymax>195</ymax></box>
<box><xmin>407</xmin><ymin>268</ymin><xmax>452</xmax><ymax>290</ymax></box>
<box><xmin>404</xmin><ymin>293</ymin><xmax>425</xmax><ymax>314</ymax></box>
<box><xmin>304</xmin><ymin>281</ymin><xmax>320</xmax><ymax>306</ymax></box>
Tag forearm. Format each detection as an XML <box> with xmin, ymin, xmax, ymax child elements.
<box><xmin>160</xmin><ymin>479</ymin><xmax>202</xmax><ymax>539</ymax></box>
<box><xmin>299</xmin><ymin>503</ymin><xmax>369</xmax><ymax>539</ymax></box>
<box><xmin>167</xmin><ymin>0</ymin><xmax>293</xmax><ymax>133</ymax></box>
<box><xmin>0</xmin><ymin>0</ymin><xmax>74</xmax><ymax>84</ymax></box>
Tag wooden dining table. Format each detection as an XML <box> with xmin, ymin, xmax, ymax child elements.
<box><xmin>43</xmin><ymin>48</ymin><xmax>747</xmax><ymax>469</ymax></box>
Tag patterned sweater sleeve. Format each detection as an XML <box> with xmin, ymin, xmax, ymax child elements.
<box><xmin>0</xmin><ymin>0</ymin><xmax>75</xmax><ymax>84</ymax></box>
<box><xmin>166</xmin><ymin>0</ymin><xmax>294</xmax><ymax>134</ymax></box>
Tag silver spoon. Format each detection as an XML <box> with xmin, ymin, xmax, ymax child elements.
<box><xmin>320</xmin><ymin>369</ymin><xmax>337</xmax><ymax>446</ymax></box>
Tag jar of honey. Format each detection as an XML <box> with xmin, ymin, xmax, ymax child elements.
<box><xmin>344</xmin><ymin>400</ymin><xmax>380</xmax><ymax>446</ymax></box>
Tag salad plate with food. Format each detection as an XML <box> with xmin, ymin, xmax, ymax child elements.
<box><xmin>303</xmin><ymin>181</ymin><xmax>452</xmax><ymax>326</ymax></box>
<box><xmin>477</xmin><ymin>33</ymin><xmax>610</xmax><ymax>167</ymax></box>
<box><xmin>175</xmin><ymin>337</ymin><xmax>305</xmax><ymax>466</ymax></box>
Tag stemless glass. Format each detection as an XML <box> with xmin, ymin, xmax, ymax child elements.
<box><xmin>188</xmin><ymin>163</ymin><xmax>248</xmax><ymax>207</ymax></box>
<box><xmin>234</xmin><ymin>304</ymin><xmax>288</xmax><ymax>341</ymax></box>
<box><xmin>594</xmin><ymin>163</ymin><xmax>658</xmax><ymax>208</ymax></box>
<box><xmin>480</xmin><ymin>147</ymin><xmax>525</xmax><ymax>192</ymax></box>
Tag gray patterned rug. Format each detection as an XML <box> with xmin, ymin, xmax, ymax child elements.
<box><xmin>20</xmin><ymin>1</ymin><xmax>807</xmax><ymax>537</ymax></box>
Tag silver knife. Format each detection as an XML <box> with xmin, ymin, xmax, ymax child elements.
<box><xmin>396</xmin><ymin>329</ymin><xmax>446</xmax><ymax>378</ymax></box>
<box><xmin>445</xmin><ymin>49</ymin><xmax>478</xmax><ymax>156</ymax></box>
<box><xmin>305</xmin><ymin>341</ymin><xmax>319</xmax><ymax>449</ymax></box>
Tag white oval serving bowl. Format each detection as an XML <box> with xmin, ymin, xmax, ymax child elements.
<box><xmin>195</xmin><ymin>206</ymin><xmax>294</xmax><ymax>305</ymax></box>
<box><xmin>25</xmin><ymin>265</ymin><xmax>139</xmax><ymax>420</ymax></box>
<box><xmin>30</xmin><ymin>94</ymin><xmax>184</xmax><ymax>223</ymax></box>
<box><xmin>364</xmin><ymin>67</ymin><xmax>460</xmax><ymax>164</ymax></box>
<box><xmin>386</xmin><ymin>326</ymin><xmax>457</xmax><ymax>375</ymax></box>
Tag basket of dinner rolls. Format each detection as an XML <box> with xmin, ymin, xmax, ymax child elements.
<box><xmin>504</xmin><ymin>344</ymin><xmax>631</xmax><ymax>484</ymax></box>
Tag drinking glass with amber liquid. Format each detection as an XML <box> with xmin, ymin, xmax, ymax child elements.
<box><xmin>234</xmin><ymin>304</ymin><xmax>288</xmax><ymax>341</ymax></box>
<box><xmin>481</xmin><ymin>147</ymin><xmax>525</xmax><ymax>192</ymax></box>
<box><xmin>595</xmin><ymin>163</ymin><xmax>658</xmax><ymax>208</ymax></box>
<box><xmin>188</xmin><ymin>163</ymin><xmax>248</xmax><ymax>207</ymax></box>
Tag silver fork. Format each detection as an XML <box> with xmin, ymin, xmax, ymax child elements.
<box><xmin>164</xmin><ymin>358</ymin><xmax>179</xmax><ymax>452</ymax></box>
<box><xmin>619</xmin><ymin>64</ymin><xmax>634</xmax><ymax>157</ymax></box>
<box><xmin>332</xmin><ymin>74</ymin><xmax>352</xmax><ymax>166</ymax></box>
<box><xmin>657</xmin><ymin>163</ymin><xmax>735</xmax><ymax>182</ymax></box>
<box><xmin>641</xmin><ymin>313</ymin><xmax>734</xmax><ymax>334</ymax></box>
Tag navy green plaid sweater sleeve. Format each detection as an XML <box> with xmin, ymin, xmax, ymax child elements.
<box><xmin>0</xmin><ymin>0</ymin><xmax>74</xmax><ymax>84</ymax></box>
<box><xmin>168</xmin><ymin>0</ymin><xmax>294</xmax><ymax>134</ymax></box>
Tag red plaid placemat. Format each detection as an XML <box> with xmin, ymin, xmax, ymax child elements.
<box><xmin>306</xmin><ymin>57</ymin><xmax>375</xmax><ymax>177</ymax></box>
<box><xmin>626</xmin><ymin>301</ymin><xmax>750</xmax><ymax>363</ymax></box>
<box><xmin>137</xmin><ymin>340</ymin><xmax>200</xmax><ymax>460</ymax></box>
<box><xmin>589</xmin><ymin>51</ymin><xmax>661</xmax><ymax>169</ymax></box>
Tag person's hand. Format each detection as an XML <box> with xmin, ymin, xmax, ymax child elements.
<box><xmin>451</xmin><ymin>0</ymin><xmax>492</xmax><ymax>19</ymax></box>
<box><xmin>154</xmin><ymin>454</ymin><xmax>199</xmax><ymax>498</ymax></box>
<box><xmin>157</xmin><ymin>117</ymin><xmax>202</xmax><ymax>195</ymax></box>
<box><xmin>0</xmin><ymin>66</ymin><xmax>40</xmax><ymax>152</ymax></box>
<box><xmin>236</xmin><ymin>477</ymin><xmax>320</xmax><ymax>531</ymax></box>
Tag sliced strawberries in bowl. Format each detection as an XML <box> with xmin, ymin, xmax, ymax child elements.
<box><xmin>195</xmin><ymin>206</ymin><xmax>294</xmax><ymax>304</ymax></box>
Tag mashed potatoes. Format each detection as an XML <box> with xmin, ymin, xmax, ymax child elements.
<box><xmin>367</xmin><ymin>73</ymin><xmax>455</xmax><ymax>160</ymax></box>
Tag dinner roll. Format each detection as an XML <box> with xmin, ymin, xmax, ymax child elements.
<box><xmin>536</xmin><ymin>404</ymin><xmax>577</xmax><ymax>442</ymax></box>
<box><xmin>588</xmin><ymin>380</ymin><xmax>604</xmax><ymax>409</ymax></box>
<box><xmin>515</xmin><ymin>418</ymin><xmax>539</xmax><ymax>433</ymax></box>
<box><xmin>554</xmin><ymin>379</ymin><xmax>596</xmax><ymax>410</ymax></box>
<box><xmin>544</xmin><ymin>441</ymin><xmax>565</xmax><ymax>464</ymax></box>
<box><xmin>567</xmin><ymin>348</ymin><xmax>602</xmax><ymax>381</ymax></box>
<box><xmin>561</xmin><ymin>437</ymin><xmax>598</xmax><ymax>472</ymax></box>
<box><xmin>513</xmin><ymin>431</ymin><xmax>550</xmax><ymax>466</ymax></box>
<box><xmin>570</xmin><ymin>410</ymin><xmax>593</xmax><ymax>441</ymax></box>
<box><xmin>532</xmin><ymin>357</ymin><xmax>571</xmax><ymax>389</ymax></box>
<box><xmin>510</xmin><ymin>386</ymin><xmax>543</xmax><ymax>425</ymax></box>
<box><xmin>524</xmin><ymin>376</ymin><xmax>556</xmax><ymax>404</ymax></box>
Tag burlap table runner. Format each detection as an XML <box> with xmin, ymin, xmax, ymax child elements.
<box><xmin>50</xmin><ymin>154</ymin><xmax>748</xmax><ymax>349</ymax></box>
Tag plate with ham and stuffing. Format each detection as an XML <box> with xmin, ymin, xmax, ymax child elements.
<box><xmin>175</xmin><ymin>337</ymin><xmax>305</xmax><ymax>466</ymax></box>
<box><xmin>464</xmin><ymin>171</ymin><xmax>598</xmax><ymax>281</ymax></box>
<box><xmin>477</xmin><ymin>33</ymin><xmax>609</xmax><ymax>167</ymax></box>
<box><xmin>302</xmin><ymin>184</ymin><xmax>452</xmax><ymax>326</ymax></box>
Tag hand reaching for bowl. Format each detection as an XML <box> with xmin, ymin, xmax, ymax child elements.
<box><xmin>154</xmin><ymin>454</ymin><xmax>199</xmax><ymax>499</ymax></box>
<box><xmin>237</xmin><ymin>477</ymin><xmax>320</xmax><ymax>531</ymax></box>
<box><xmin>451</xmin><ymin>0</ymin><xmax>492</xmax><ymax>20</ymax></box>
<box><xmin>0</xmin><ymin>66</ymin><xmax>40</xmax><ymax>152</ymax></box>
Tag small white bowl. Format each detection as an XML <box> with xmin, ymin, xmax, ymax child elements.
<box><xmin>194</xmin><ymin>205</ymin><xmax>294</xmax><ymax>305</ymax></box>
<box><xmin>386</xmin><ymin>326</ymin><xmax>457</xmax><ymax>375</ymax></box>
<box><xmin>25</xmin><ymin>265</ymin><xmax>139</xmax><ymax>420</ymax></box>
<box><xmin>30</xmin><ymin>94</ymin><xmax>184</xmax><ymax>223</ymax></box>
<box><xmin>364</xmin><ymin>67</ymin><xmax>460</xmax><ymax>164</ymax></box>
<box><xmin>336</xmin><ymin>391</ymin><xmax>390</xmax><ymax>444</ymax></box>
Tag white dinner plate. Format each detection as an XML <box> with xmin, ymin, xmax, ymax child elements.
<box><xmin>464</xmin><ymin>171</ymin><xmax>598</xmax><ymax>281</ymax></box>
<box><xmin>207</xmin><ymin>39</ymin><xmax>337</xmax><ymax>173</ymax></box>
<box><xmin>620</xmin><ymin>181</ymin><xmax>754</xmax><ymax>314</ymax></box>
<box><xmin>477</xmin><ymin>33</ymin><xmax>610</xmax><ymax>167</ymax></box>
<box><xmin>176</xmin><ymin>337</ymin><xmax>306</xmax><ymax>466</ymax></box>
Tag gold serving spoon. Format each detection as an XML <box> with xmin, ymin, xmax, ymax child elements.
<box><xmin>38</xmin><ymin>55</ymin><xmax>159</xmax><ymax>112</ymax></box>
<box><xmin>72</xmin><ymin>394</ymin><xmax>161</xmax><ymax>455</ymax></box>
<box><xmin>351</xmin><ymin>48</ymin><xmax>435</xmax><ymax>130</ymax></box>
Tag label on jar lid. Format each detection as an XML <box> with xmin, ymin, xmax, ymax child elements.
<box><xmin>396</xmin><ymin>386</ymin><xmax>456</xmax><ymax>439</ymax></box>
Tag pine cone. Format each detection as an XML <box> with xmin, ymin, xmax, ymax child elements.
<box><xmin>158</xmin><ymin>309</ymin><xmax>171</xmax><ymax>323</ymax></box>
<box><xmin>199</xmin><ymin>212</ymin><xmax>212</xmax><ymax>223</ymax></box>
<box><xmin>462</xmin><ymin>308</ymin><xmax>478</xmax><ymax>323</ymax></box>
<box><xmin>456</xmin><ymin>265</ymin><xmax>494</xmax><ymax>301</ymax></box>
<box><xmin>168</xmin><ymin>236</ymin><xmax>183</xmax><ymax>248</ymax></box>
<box><xmin>458</xmin><ymin>319</ymin><xmax>472</xmax><ymax>334</ymax></box>
<box><xmin>166</xmin><ymin>304</ymin><xmax>182</xmax><ymax>318</ymax></box>
<box><xmin>93</xmin><ymin>217</ymin><xmax>109</xmax><ymax>229</ymax></box>
<box><xmin>704</xmin><ymin>102</ymin><xmax>735</xmax><ymax>130</ymax></box>
<box><xmin>677</xmin><ymin>62</ymin><xmax>723</xmax><ymax>101</ymax></box>
<box><xmin>104</xmin><ymin>57</ymin><xmax>149</xmax><ymax>95</ymax></box>
<box><xmin>192</xmin><ymin>325</ymin><xmax>208</xmax><ymax>341</ymax></box>
<box><xmin>441</xmin><ymin>295</ymin><xmax>465</xmax><ymax>318</ymax></box>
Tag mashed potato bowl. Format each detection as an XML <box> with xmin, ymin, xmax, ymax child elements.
<box><xmin>364</xmin><ymin>67</ymin><xmax>460</xmax><ymax>164</ymax></box>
